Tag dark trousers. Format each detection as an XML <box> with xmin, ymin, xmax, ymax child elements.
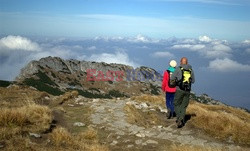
<box><xmin>166</xmin><ymin>92</ymin><xmax>175</xmax><ymax>114</ymax></box>
<box><xmin>174</xmin><ymin>89</ymin><xmax>190</xmax><ymax>121</ymax></box>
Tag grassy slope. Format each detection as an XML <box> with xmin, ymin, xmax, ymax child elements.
<box><xmin>0</xmin><ymin>87</ymin><xmax>108</xmax><ymax>151</ymax></box>
<box><xmin>1</xmin><ymin>86</ymin><xmax>250</xmax><ymax>150</ymax></box>
<box><xmin>133</xmin><ymin>95</ymin><xmax>250</xmax><ymax>146</ymax></box>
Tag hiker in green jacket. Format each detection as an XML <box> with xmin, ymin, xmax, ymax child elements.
<box><xmin>170</xmin><ymin>57</ymin><xmax>195</xmax><ymax>128</ymax></box>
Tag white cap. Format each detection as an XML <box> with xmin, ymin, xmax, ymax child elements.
<box><xmin>169</xmin><ymin>60</ymin><xmax>177</xmax><ymax>68</ymax></box>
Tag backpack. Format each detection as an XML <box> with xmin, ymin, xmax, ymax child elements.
<box><xmin>178</xmin><ymin>67</ymin><xmax>192</xmax><ymax>91</ymax></box>
<box><xmin>167</xmin><ymin>70</ymin><xmax>176</xmax><ymax>88</ymax></box>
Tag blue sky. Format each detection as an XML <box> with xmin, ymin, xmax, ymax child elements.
<box><xmin>1</xmin><ymin>0</ymin><xmax>250</xmax><ymax>109</ymax></box>
<box><xmin>1</xmin><ymin>0</ymin><xmax>250</xmax><ymax>40</ymax></box>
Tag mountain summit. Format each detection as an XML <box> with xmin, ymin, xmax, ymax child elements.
<box><xmin>16</xmin><ymin>56</ymin><xmax>162</xmax><ymax>97</ymax></box>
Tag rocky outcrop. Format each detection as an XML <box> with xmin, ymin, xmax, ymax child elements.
<box><xmin>190</xmin><ymin>93</ymin><xmax>225</xmax><ymax>106</ymax></box>
<box><xmin>16</xmin><ymin>56</ymin><xmax>162</xmax><ymax>97</ymax></box>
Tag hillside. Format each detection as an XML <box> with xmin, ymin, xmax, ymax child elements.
<box><xmin>15</xmin><ymin>56</ymin><xmax>162</xmax><ymax>97</ymax></box>
<box><xmin>0</xmin><ymin>85</ymin><xmax>250</xmax><ymax>151</ymax></box>
<box><xmin>0</xmin><ymin>57</ymin><xmax>250</xmax><ymax>150</ymax></box>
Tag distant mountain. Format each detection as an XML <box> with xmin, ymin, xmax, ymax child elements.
<box><xmin>14</xmin><ymin>56</ymin><xmax>233</xmax><ymax>107</ymax></box>
<box><xmin>15</xmin><ymin>56</ymin><xmax>162</xmax><ymax>98</ymax></box>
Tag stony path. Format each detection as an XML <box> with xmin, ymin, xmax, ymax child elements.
<box><xmin>88</xmin><ymin>98</ymin><xmax>243</xmax><ymax>150</ymax></box>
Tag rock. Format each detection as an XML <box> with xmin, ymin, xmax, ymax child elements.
<box><xmin>145</xmin><ymin>140</ymin><xmax>158</xmax><ymax>145</ymax></box>
<box><xmin>68</xmin><ymin>104</ymin><xmax>74</xmax><ymax>107</ymax></box>
<box><xmin>116</xmin><ymin>131</ymin><xmax>125</xmax><ymax>136</ymax></box>
<box><xmin>158</xmin><ymin>106</ymin><xmax>168</xmax><ymax>113</ymax></box>
<box><xmin>110</xmin><ymin>140</ymin><xmax>118</xmax><ymax>145</ymax></box>
<box><xmin>29</xmin><ymin>132</ymin><xmax>41</xmax><ymax>138</ymax></box>
<box><xmin>73</xmin><ymin>122</ymin><xmax>85</xmax><ymax>127</ymax></box>
<box><xmin>135</xmin><ymin>139</ymin><xmax>142</xmax><ymax>145</ymax></box>
<box><xmin>93</xmin><ymin>99</ymin><xmax>100</xmax><ymax>103</ymax></box>
<box><xmin>142</xmin><ymin>142</ymin><xmax>147</xmax><ymax>146</ymax></box>
<box><xmin>136</xmin><ymin>133</ymin><xmax>145</xmax><ymax>138</ymax></box>
<box><xmin>126</xmin><ymin>101</ymin><xmax>134</xmax><ymax>106</ymax></box>
<box><xmin>180</xmin><ymin>130</ymin><xmax>192</xmax><ymax>135</ymax></box>
<box><xmin>139</xmin><ymin>102</ymin><xmax>149</xmax><ymax>109</ymax></box>
<box><xmin>44</xmin><ymin>96</ymin><xmax>50</xmax><ymax>100</ymax></box>
<box><xmin>0</xmin><ymin>144</ymin><xmax>4</xmax><ymax>148</ymax></box>
<box><xmin>158</xmin><ymin>125</ymin><xmax>163</xmax><ymax>129</ymax></box>
<box><xmin>78</xmin><ymin>102</ymin><xmax>84</xmax><ymax>105</ymax></box>
<box><xmin>127</xmin><ymin>144</ymin><xmax>134</xmax><ymax>148</ymax></box>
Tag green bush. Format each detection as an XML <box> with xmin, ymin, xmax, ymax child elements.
<box><xmin>0</xmin><ymin>80</ymin><xmax>12</xmax><ymax>87</ymax></box>
<box><xmin>150</xmin><ymin>84</ymin><xmax>160</xmax><ymax>95</ymax></box>
<box><xmin>24</xmin><ymin>78</ymin><xmax>63</xmax><ymax>96</ymax></box>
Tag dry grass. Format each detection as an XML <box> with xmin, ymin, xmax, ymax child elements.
<box><xmin>131</xmin><ymin>94</ymin><xmax>165</xmax><ymax>106</ymax></box>
<box><xmin>187</xmin><ymin>101</ymin><xmax>250</xmax><ymax>145</ymax></box>
<box><xmin>0</xmin><ymin>86</ymin><xmax>48</xmax><ymax>107</ymax></box>
<box><xmin>124</xmin><ymin>103</ymin><xmax>165</xmax><ymax>128</ymax></box>
<box><xmin>49</xmin><ymin>127</ymin><xmax>109</xmax><ymax>151</ymax></box>
<box><xmin>49</xmin><ymin>127</ymin><xmax>72</xmax><ymax>147</ymax></box>
<box><xmin>0</xmin><ymin>104</ymin><xmax>52</xmax><ymax>139</ymax></box>
<box><xmin>56</xmin><ymin>90</ymin><xmax>78</xmax><ymax>105</ymax></box>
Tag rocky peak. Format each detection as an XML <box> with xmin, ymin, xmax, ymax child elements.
<box><xmin>16</xmin><ymin>56</ymin><xmax>162</xmax><ymax>97</ymax></box>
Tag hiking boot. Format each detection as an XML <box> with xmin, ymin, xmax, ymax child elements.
<box><xmin>177</xmin><ymin>120</ymin><xmax>183</xmax><ymax>128</ymax></box>
<box><xmin>173</xmin><ymin>112</ymin><xmax>176</xmax><ymax>117</ymax></box>
<box><xmin>167</xmin><ymin>112</ymin><xmax>172</xmax><ymax>119</ymax></box>
<box><xmin>176</xmin><ymin>119</ymin><xmax>185</xmax><ymax>128</ymax></box>
<box><xmin>182</xmin><ymin>119</ymin><xmax>186</xmax><ymax>126</ymax></box>
<box><xmin>166</xmin><ymin>111</ymin><xmax>171</xmax><ymax>119</ymax></box>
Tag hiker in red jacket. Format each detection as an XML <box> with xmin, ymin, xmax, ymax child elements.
<box><xmin>162</xmin><ymin>60</ymin><xmax>177</xmax><ymax>119</ymax></box>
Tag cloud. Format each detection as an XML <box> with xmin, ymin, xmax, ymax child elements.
<box><xmin>0</xmin><ymin>35</ymin><xmax>41</xmax><ymax>51</ymax></box>
<box><xmin>87</xmin><ymin>46</ymin><xmax>97</xmax><ymax>51</ymax></box>
<box><xmin>131</xmin><ymin>34</ymin><xmax>151</xmax><ymax>43</ymax></box>
<box><xmin>242</xmin><ymin>40</ymin><xmax>250</xmax><ymax>44</ymax></box>
<box><xmin>208</xmin><ymin>58</ymin><xmax>250</xmax><ymax>72</ymax></box>
<box><xmin>152</xmin><ymin>51</ymin><xmax>175</xmax><ymax>58</ymax></box>
<box><xmin>171</xmin><ymin>36</ymin><xmax>232</xmax><ymax>58</ymax></box>
<box><xmin>0</xmin><ymin>35</ymin><xmax>83</xmax><ymax>80</ymax></box>
<box><xmin>87</xmin><ymin>51</ymin><xmax>139</xmax><ymax>67</ymax></box>
<box><xmin>199</xmin><ymin>35</ymin><xmax>212</xmax><ymax>42</ymax></box>
<box><xmin>212</xmin><ymin>44</ymin><xmax>231</xmax><ymax>52</ymax></box>
<box><xmin>202</xmin><ymin>43</ymin><xmax>232</xmax><ymax>58</ymax></box>
<box><xmin>172</xmin><ymin>44</ymin><xmax>205</xmax><ymax>51</ymax></box>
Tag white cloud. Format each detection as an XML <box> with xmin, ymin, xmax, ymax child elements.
<box><xmin>212</xmin><ymin>44</ymin><xmax>232</xmax><ymax>52</ymax></box>
<box><xmin>172</xmin><ymin>44</ymin><xmax>205</xmax><ymax>51</ymax></box>
<box><xmin>0</xmin><ymin>35</ymin><xmax>41</xmax><ymax>51</ymax></box>
<box><xmin>128</xmin><ymin>34</ymin><xmax>159</xmax><ymax>43</ymax></box>
<box><xmin>208</xmin><ymin>58</ymin><xmax>250</xmax><ymax>72</ymax></box>
<box><xmin>153</xmin><ymin>51</ymin><xmax>175</xmax><ymax>58</ymax></box>
<box><xmin>242</xmin><ymin>40</ymin><xmax>250</xmax><ymax>44</ymax></box>
<box><xmin>199</xmin><ymin>35</ymin><xmax>212</xmax><ymax>42</ymax></box>
<box><xmin>87</xmin><ymin>46</ymin><xmax>97</xmax><ymax>51</ymax></box>
<box><xmin>134</xmin><ymin>34</ymin><xmax>150</xmax><ymax>43</ymax></box>
<box><xmin>88</xmin><ymin>51</ymin><xmax>139</xmax><ymax>67</ymax></box>
<box><xmin>171</xmin><ymin>36</ymin><xmax>232</xmax><ymax>58</ymax></box>
<box><xmin>201</xmin><ymin>43</ymin><xmax>232</xmax><ymax>58</ymax></box>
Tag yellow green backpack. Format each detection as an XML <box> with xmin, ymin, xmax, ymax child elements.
<box><xmin>179</xmin><ymin>67</ymin><xmax>192</xmax><ymax>91</ymax></box>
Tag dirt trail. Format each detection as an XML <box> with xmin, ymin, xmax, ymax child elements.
<box><xmin>87</xmin><ymin>98</ymin><xmax>244</xmax><ymax>151</ymax></box>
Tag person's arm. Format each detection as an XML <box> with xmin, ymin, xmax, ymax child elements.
<box><xmin>162</xmin><ymin>71</ymin><xmax>168</xmax><ymax>91</ymax></box>
<box><xmin>191</xmin><ymin>68</ymin><xmax>195</xmax><ymax>84</ymax></box>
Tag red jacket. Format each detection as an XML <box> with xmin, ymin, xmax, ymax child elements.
<box><xmin>162</xmin><ymin>71</ymin><xmax>176</xmax><ymax>93</ymax></box>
